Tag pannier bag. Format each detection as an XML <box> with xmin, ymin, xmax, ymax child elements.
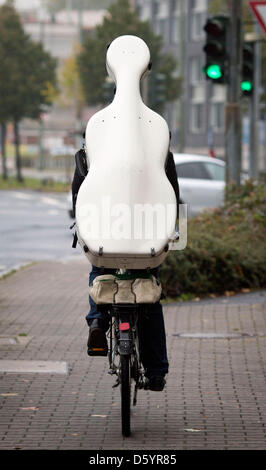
<box><xmin>89</xmin><ymin>273</ymin><xmax>162</xmax><ymax>305</ymax></box>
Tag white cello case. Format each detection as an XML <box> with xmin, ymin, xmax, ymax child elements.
<box><xmin>76</xmin><ymin>35</ymin><xmax>177</xmax><ymax>269</ymax></box>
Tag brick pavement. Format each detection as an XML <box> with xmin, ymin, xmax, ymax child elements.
<box><xmin>0</xmin><ymin>261</ymin><xmax>265</xmax><ymax>450</ymax></box>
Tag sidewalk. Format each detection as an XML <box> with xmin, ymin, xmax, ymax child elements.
<box><xmin>0</xmin><ymin>260</ymin><xmax>265</xmax><ymax>450</ymax></box>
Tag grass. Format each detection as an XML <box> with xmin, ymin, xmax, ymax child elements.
<box><xmin>0</xmin><ymin>262</ymin><xmax>35</xmax><ymax>281</ymax></box>
<box><xmin>0</xmin><ymin>175</ymin><xmax>70</xmax><ymax>193</ymax></box>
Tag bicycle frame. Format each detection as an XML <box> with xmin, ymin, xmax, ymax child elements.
<box><xmin>95</xmin><ymin>269</ymin><xmax>158</xmax><ymax>437</ymax></box>
<box><xmin>107</xmin><ymin>304</ymin><xmax>145</xmax><ymax>389</ymax></box>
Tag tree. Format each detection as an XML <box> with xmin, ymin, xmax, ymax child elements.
<box><xmin>58</xmin><ymin>43</ymin><xmax>85</xmax><ymax>114</ymax></box>
<box><xmin>0</xmin><ymin>1</ymin><xmax>26</xmax><ymax>180</ymax></box>
<box><xmin>0</xmin><ymin>2</ymin><xmax>57</xmax><ymax>181</ymax></box>
<box><xmin>77</xmin><ymin>0</ymin><xmax>181</xmax><ymax>113</ymax></box>
<box><xmin>13</xmin><ymin>38</ymin><xmax>58</xmax><ymax>180</ymax></box>
<box><xmin>58</xmin><ymin>43</ymin><xmax>86</xmax><ymax>143</ymax></box>
<box><xmin>0</xmin><ymin>123</ymin><xmax>7</xmax><ymax>180</ymax></box>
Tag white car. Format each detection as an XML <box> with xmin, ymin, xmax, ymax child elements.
<box><xmin>174</xmin><ymin>153</ymin><xmax>225</xmax><ymax>217</ymax></box>
<box><xmin>67</xmin><ymin>153</ymin><xmax>226</xmax><ymax>219</ymax></box>
<box><xmin>51</xmin><ymin>145</ymin><xmax>76</xmax><ymax>156</ymax></box>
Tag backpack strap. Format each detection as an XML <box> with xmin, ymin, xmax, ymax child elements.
<box><xmin>72</xmin><ymin>231</ymin><xmax>78</xmax><ymax>248</ymax></box>
<box><xmin>75</xmin><ymin>148</ymin><xmax>88</xmax><ymax>178</ymax></box>
<box><xmin>70</xmin><ymin>222</ymin><xmax>78</xmax><ymax>248</ymax></box>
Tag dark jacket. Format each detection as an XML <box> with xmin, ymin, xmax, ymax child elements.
<box><xmin>72</xmin><ymin>148</ymin><xmax>179</xmax><ymax>221</ymax></box>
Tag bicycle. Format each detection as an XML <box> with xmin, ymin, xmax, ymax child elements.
<box><xmin>98</xmin><ymin>301</ymin><xmax>145</xmax><ymax>437</ymax></box>
<box><xmin>93</xmin><ymin>270</ymin><xmax>160</xmax><ymax>437</ymax></box>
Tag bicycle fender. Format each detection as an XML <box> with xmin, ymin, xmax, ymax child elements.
<box><xmin>119</xmin><ymin>331</ymin><xmax>133</xmax><ymax>355</ymax></box>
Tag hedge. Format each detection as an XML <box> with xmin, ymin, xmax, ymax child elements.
<box><xmin>159</xmin><ymin>178</ymin><xmax>266</xmax><ymax>299</ymax></box>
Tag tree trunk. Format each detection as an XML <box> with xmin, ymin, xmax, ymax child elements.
<box><xmin>1</xmin><ymin>123</ymin><xmax>8</xmax><ymax>180</ymax></box>
<box><xmin>14</xmin><ymin>120</ymin><xmax>23</xmax><ymax>182</ymax></box>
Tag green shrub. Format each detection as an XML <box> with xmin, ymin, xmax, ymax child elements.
<box><xmin>159</xmin><ymin>178</ymin><xmax>266</xmax><ymax>299</ymax></box>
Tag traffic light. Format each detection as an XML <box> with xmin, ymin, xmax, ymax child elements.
<box><xmin>241</xmin><ymin>42</ymin><xmax>255</xmax><ymax>97</ymax></box>
<box><xmin>202</xmin><ymin>15</ymin><xmax>229</xmax><ymax>84</ymax></box>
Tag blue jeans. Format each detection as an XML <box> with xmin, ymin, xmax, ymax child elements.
<box><xmin>86</xmin><ymin>265</ymin><xmax>169</xmax><ymax>378</ymax></box>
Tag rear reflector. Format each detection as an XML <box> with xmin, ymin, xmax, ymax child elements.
<box><xmin>119</xmin><ymin>322</ymin><xmax>130</xmax><ymax>331</ymax></box>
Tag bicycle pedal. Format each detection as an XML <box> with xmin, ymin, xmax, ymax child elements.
<box><xmin>87</xmin><ymin>347</ymin><xmax>108</xmax><ymax>357</ymax></box>
<box><xmin>112</xmin><ymin>378</ymin><xmax>120</xmax><ymax>388</ymax></box>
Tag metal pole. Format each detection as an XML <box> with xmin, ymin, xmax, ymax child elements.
<box><xmin>78</xmin><ymin>1</ymin><xmax>83</xmax><ymax>44</ymax></box>
<box><xmin>225</xmin><ymin>0</ymin><xmax>243</xmax><ymax>185</ymax></box>
<box><xmin>178</xmin><ymin>0</ymin><xmax>185</xmax><ymax>153</ymax></box>
<box><xmin>75</xmin><ymin>1</ymin><xmax>83</xmax><ymax>148</ymax></box>
<box><xmin>38</xmin><ymin>3</ymin><xmax>45</xmax><ymax>171</ymax></box>
<box><xmin>249</xmin><ymin>22</ymin><xmax>261</xmax><ymax>180</ymax></box>
<box><xmin>149</xmin><ymin>0</ymin><xmax>156</xmax><ymax>108</ymax></box>
<box><xmin>66</xmin><ymin>0</ymin><xmax>72</xmax><ymax>24</ymax></box>
<box><xmin>206</xmin><ymin>80</ymin><xmax>214</xmax><ymax>156</ymax></box>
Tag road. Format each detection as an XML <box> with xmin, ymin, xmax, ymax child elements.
<box><xmin>0</xmin><ymin>189</ymin><xmax>83</xmax><ymax>277</ymax></box>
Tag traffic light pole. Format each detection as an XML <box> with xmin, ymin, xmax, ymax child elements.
<box><xmin>249</xmin><ymin>22</ymin><xmax>261</xmax><ymax>180</ymax></box>
<box><xmin>178</xmin><ymin>0</ymin><xmax>186</xmax><ymax>153</ymax></box>
<box><xmin>225</xmin><ymin>0</ymin><xmax>243</xmax><ymax>186</ymax></box>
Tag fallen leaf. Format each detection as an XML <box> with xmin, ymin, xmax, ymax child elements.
<box><xmin>225</xmin><ymin>291</ymin><xmax>235</xmax><ymax>297</ymax></box>
<box><xmin>184</xmin><ymin>428</ymin><xmax>201</xmax><ymax>433</ymax></box>
<box><xmin>1</xmin><ymin>393</ymin><xmax>18</xmax><ymax>397</ymax></box>
<box><xmin>20</xmin><ymin>407</ymin><xmax>39</xmax><ymax>411</ymax></box>
<box><xmin>241</xmin><ymin>288</ymin><xmax>250</xmax><ymax>293</ymax></box>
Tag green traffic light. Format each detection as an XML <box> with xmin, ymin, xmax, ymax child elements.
<box><xmin>241</xmin><ymin>81</ymin><xmax>252</xmax><ymax>92</ymax></box>
<box><xmin>206</xmin><ymin>64</ymin><xmax>222</xmax><ymax>80</ymax></box>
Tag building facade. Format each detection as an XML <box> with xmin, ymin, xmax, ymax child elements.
<box><xmin>134</xmin><ymin>0</ymin><xmax>226</xmax><ymax>157</ymax></box>
<box><xmin>18</xmin><ymin>8</ymin><xmax>106</xmax><ymax>157</ymax></box>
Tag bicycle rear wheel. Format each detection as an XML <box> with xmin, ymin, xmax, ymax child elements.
<box><xmin>120</xmin><ymin>354</ymin><xmax>131</xmax><ymax>437</ymax></box>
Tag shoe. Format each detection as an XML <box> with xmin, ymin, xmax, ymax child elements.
<box><xmin>87</xmin><ymin>319</ymin><xmax>108</xmax><ymax>356</ymax></box>
<box><xmin>144</xmin><ymin>376</ymin><xmax>166</xmax><ymax>391</ymax></box>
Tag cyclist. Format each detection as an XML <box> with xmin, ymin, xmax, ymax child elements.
<box><xmin>71</xmin><ymin>136</ymin><xmax>179</xmax><ymax>392</ymax></box>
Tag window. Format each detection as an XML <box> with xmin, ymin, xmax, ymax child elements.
<box><xmin>191</xmin><ymin>0</ymin><xmax>208</xmax><ymax>11</ymax></box>
<box><xmin>152</xmin><ymin>1</ymin><xmax>159</xmax><ymax>16</ymax></box>
<box><xmin>155</xmin><ymin>18</ymin><xmax>167</xmax><ymax>41</ymax></box>
<box><xmin>191</xmin><ymin>11</ymin><xmax>205</xmax><ymax>40</ymax></box>
<box><xmin>171</xmin><ymin>0</ymin><xmax>177</xmax><ymax>11</ymax></box>
<box><xmin>190</xmin><ymin>56</ymin><xmax>204</xmax><ymax>83</ymax></box>
<box><xmin>170</xmin><ymin>0</ymin><xmax>178</xmax><ymax>12</ymax></box>
<box><xmin>211</xmin><ymin>102</ymin><xmax>225</xmax><ymax>130</ymax></box>
<box><xmin>191</xmin><ymin>103</ymin><xmax>204</xmax><ymax>132</ymax></box>
<box><xmin>135</xmin><ymin>5</ymin><xmax>142</xmax><ymax>17</ymax></box>
<box><xmin>169</xmin><ymin>16</ymin><xmax>179</xmax><ymax>43</ymax></box>
<box><xmin>204</xmin><ymin>162</ymin><xmax>225</xmax><ymax>181</ymax></box>
<box><xmin>176</xmin><ymin>162</ymin><xmax>211</xmax><ymax>179</ymax></box>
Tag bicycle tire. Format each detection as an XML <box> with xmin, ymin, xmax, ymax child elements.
<box><xmin>120</xmin><ymin>354</ymin><xmax>131</xmax><ymax>437</ymax></box>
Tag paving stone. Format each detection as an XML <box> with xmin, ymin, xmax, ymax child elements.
<box><xmin>0</xmin><ymin>261</ymin><xmax>265</xmax><ymax>450</ymax></box>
